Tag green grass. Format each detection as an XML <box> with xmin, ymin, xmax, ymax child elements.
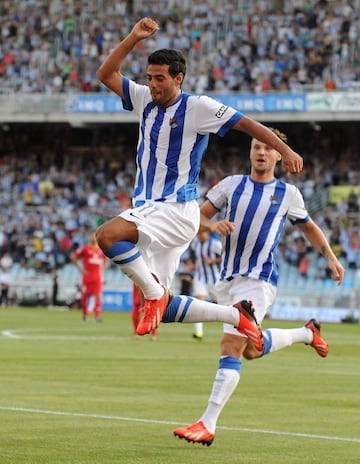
<box><xmin>0</xmin><ymin>307</ymin><xmax>359</xmax><ymax>464</ymax></box>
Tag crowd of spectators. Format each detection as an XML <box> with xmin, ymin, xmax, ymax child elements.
<box><xmin>1</xmin><ymin>0</ymin><xmax>360</xmax><ymax>305</ymax></box>
<box><xmin>0</xmin><ymin>0</ymin><xmax>359</xmax><ymax>94</ymax></box>
<box><xmin>0</xmin><ymin>123</ymin><xmax>360</xmax><ymax>289</ymax></box>
<box><xmin>0</xmin><ymin>143</ymin><xmax>135</xmax><ymax>274</ymax></box>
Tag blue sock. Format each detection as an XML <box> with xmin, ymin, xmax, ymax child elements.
<box><xmin>261</xmin><ymin>329</ymin><xmax>273</xmax><ymax>356</ymax></box>
<box><xmin>162</xmin><ymin>295</ymin><xmax>193</xmax><ymax>323</ymax></box>
<box><xmin>219</xmin><ymin>356</ymin><xmax>242</xmax><ymax>373</ymax></box>
<box><xmin>104</xmin><ymin>241</ymin><xmax>141</xmax><ymax>264</ymax></box>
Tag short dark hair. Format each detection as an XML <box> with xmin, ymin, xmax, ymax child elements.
<box><xmin>148</xmin><ymin>49</ymin><xmax>186</xmax><ymax>78</ymax></box>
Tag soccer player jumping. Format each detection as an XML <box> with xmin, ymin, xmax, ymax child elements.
<box><xmin>95</xmin><ymin>18</ymin><xmax>303</xmax><ymax>343</ymax></box>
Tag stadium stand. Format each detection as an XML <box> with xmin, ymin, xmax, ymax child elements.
<box><xmin>0</xmin><ymin>0</ymin><xmax>359</xmax><ymax>319</ymax></box>
<box><xmin>0</xmin><ymin>0</ymin><xmax>359</xmax><ymax>94</ymax></box>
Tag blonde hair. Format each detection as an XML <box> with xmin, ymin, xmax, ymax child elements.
<box><xmin>270</xmin><ymin>127</ymin><xmax>288</xmax><ymax>143</ymax></box>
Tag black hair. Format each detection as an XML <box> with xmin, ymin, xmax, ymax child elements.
<box><xmin>148</xmin><ymin>49</ymin><xmax>186</xmax><ymax>79</ymax></box>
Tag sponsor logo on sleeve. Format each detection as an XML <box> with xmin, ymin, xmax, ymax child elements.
<box><xmin>215</xmin><ymin>105</ymin><xmax>229</xmax><ymax>118</ymax></box>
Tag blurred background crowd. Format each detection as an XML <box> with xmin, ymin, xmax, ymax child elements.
<box><xmin>0</xmin><ymin>0</ymin><xmax>359</xmax><ymax>94</ymax></box>
<box><xmin>0</xmin><ymin>121</ymin><xmax>359</xmax><ymax>299</ymax></box>
<box><xmin>0</xmin><ymin>0</ymin><xmax>360</xmax><ymax>307</ymax></box>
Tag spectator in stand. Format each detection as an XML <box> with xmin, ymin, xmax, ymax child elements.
<box><xmin>0</xmin><ymin>252</ymin><xmax>13</xmax><ymax>271</ymax></box>
<box><xmin>0</xmin><ymin>266</ymin><xmax>11</xmax><ymax>306</ymax></box>
<box><xmin>71</xmin><ymin>232</ymin><xmax>109</xmax><ymax>321</ymax></box>
<box><xmin>50</xmin><ymin>268</ymin><xmax>59</xmax><ymax>307</ymax></box>
<box><xmin>0</xmin><ymin>1</ymin><xmax>359</xmax><ymax>94</ymax></box>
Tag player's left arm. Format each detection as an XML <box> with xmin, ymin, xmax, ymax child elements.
<box><xmin>297</xmin><ymin>219</ymin><xmax>345</xmax><ymax>285</ymax></box>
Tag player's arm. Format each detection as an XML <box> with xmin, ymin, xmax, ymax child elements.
<box><xmin>204</xmin><ymin>254</ymin><xmax>222</xmax><ymax>265</ymax></box>
<box><xmin>97</xmin><ymin>17</ymin><xmax>159</xmax><ymax>98</ymax></box>
<box><xmin>233</xmin><ymin>116</ymin><xmax>303</xmax><ymax>174</ymax></box>
<box><xmin>71</xmin><ymin>253</ymin><xmax>84</xmax><ymax>275</ymax></box>
<box><xmin>199</xmin><ymin>200</ymin><xmax>235</xmax><ymax>237</ymax></box>
<box><xmin>297</xmin><ymin>219</ymin><xmax>345</xmax><ymax>285</ymax></box>
<box><xmin>103</xmin><ymin>257</ymin><xmax>111</xmax><ymax>273</ymax></box>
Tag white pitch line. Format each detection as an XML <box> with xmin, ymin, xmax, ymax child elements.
<box><xmin>2</xmin><ymin>329</ymin><xmax>21</xmax><ymax>339</ymax></box>
<box><xmin>0</xmin><ymin>406</ymin><xmax>359</xmax><ymax>443</ymax></box>
<box><xmin>1</xmin><ymin>328</ymin><xmax>124</xmax><ymax>341</ymax></box>
<box><xmin>0</xmin><ymin>327</ymin><xmax>209</xmax><ymax>344</ymax></box>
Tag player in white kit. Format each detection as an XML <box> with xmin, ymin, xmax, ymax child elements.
<box><xmin>191</xmin><ymin>230</ymin><xmax>222</xmax><ymax>340</ymax></box>
<box><xmin>95</xmin><ymin>17</ymin><xmax>303</xmax><ymax>341</ymax></box>
<box><xmin>173</xmin><ymin>128</ymin><xmax>345</xmax><ymax>446</ymax></box>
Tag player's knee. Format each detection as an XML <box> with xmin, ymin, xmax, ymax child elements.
<box><xmin>221</xmin><ymin>335</ymin><xmax>246</xmax><ymax>358</ymax></box>
<box><xmin>243</xmin><ymin>345</ymin><xmax>262</xmax><ymax>360</ymax></box>
<box><xmin>96</xmin><ymin>223</ymin><xmax>116</xmax><ymax>250</ymax></box>
<box><xmin>95</xmin><ymin>225</ymin><xmax>105</xmax><ymax>248</ymax></box>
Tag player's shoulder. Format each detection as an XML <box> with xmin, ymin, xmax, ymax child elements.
<box><xmin>219</xmin><ymin>174</ymin><xmax>246</xmax><ymax>188</ymax></box>
<box><xmin>185</xmin><ymin>92</ymin><xmax>231</xmax><ymax>113</ymax></box>
<box><xmin>207</xmin><ymin>174</ymin><xmax>245</xmax><ymax>198</ymax></box>
<box><xmin>128</xmin><ymin>78</ymin><xmax>152</xmax><ymax>103</ymax></box>
<box><xmin>276</xmin><ymin>179</ymin><xmax>305</xmax><ymax>204</ymax></box>
<box><xmin>281</xmin><ymin>179</ymin><xmax>302</xmax><ymax>194</ymax></box>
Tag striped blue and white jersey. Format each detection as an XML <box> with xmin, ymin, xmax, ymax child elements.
<box><xmin>206</xmin><ymin>175</ymin><xmax>310</xmax><ymax>286</ymax></box>
<box><xmin>191</xmin><ymin>235</ymin><xmax>222</xmax><ymax>285</ymax></box>
<box><xmin>121</xmin><ymin>77</ymin><xmax>243</xmax><ymax>206</ymax></box>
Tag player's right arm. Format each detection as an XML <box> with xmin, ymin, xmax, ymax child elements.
<box><xmin>97</xmin><ymin>17</ymin><xmax>159</xmax><ymax>98</ymax></box>
<box><xmin>233</xmin><ymin>116</ymin><xmax>303</xmax><ymax>174</ymax></box>
<box><xmin>71</xmin><ymin>253</ymin><xmax>84</xmax><ymax>275</ymax></box>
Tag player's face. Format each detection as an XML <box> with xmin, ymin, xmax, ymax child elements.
<box><xmin>146</xmin><ymin>64</ymin><xmax>182</xmax><ymax>107</ymax></box>
<box><xmin>250</xmin><ymin>139</ymin><xmax>281</xmax><ymax>177</ymax></box>
<box><xmin>197</xmin><ymin>230</ymin><xmax>209</xmax><ymax>242</ymax></box>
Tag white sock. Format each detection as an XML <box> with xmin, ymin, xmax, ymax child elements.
<box><xmin>200</xmin><ymin>367</ymin><xmax>240</xmax><ymax>434</ymax></box>
<box><xmin>120</xmin><ymin>257</ymin><xmax>163</xmax><ymax>300</ymax></box>
<box><xmin>174</xmin><ymin>296</ymin><xmax>240</xmax><ymax>325</ymax></box>
<box><xmin>194</xmin><ymin>322</ymin><xmax>203</xmax><ymax>336</ymax></box>
<box><xmin>266</xmin><ymin>327</ymin><xmax>312</xmax><ymax>353</ymax></box>
<box><xmin>105</xmin><ymin>241</ymin><xmax>163</xmax><ymax>300</ymax></box>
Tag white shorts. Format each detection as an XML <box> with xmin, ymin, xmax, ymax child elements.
<box><xmin>192</xmin><ymin>278</ymin><xmax>218</xmax><ymax>302</ymax></box>
<box><xmin>120</xmin><ymin>200</ymin><xmax>200</xmax><ymax>287</ymax></box>
<box><xmin>215</xmin><ymin>276</ymin><xmax>277</xmax><ymax>337</ymax></box>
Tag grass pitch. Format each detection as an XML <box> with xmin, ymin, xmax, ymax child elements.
<box><xmin>0</xmin><ymin>306</ymin><xmax>359</xmax><ymax>464</ymax></box>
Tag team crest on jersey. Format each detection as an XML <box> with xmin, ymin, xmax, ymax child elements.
<box><xmin>169</xmin><ymin>117</ymin><xmax>178</xmax><ymax>128</ymax></box>
<box><xmin>215</xmin><ymin>105</ymin><xmax>228</xmax><ymax>118</ymax></box>
<box><xmin>270</xmin><ymin>194</ymin><xmax>278</xmax><ymax>204</ymax></box>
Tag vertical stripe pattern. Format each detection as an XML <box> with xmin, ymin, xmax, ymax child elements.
<box><xmin>207</xmin><ymin>175</ymin><xmax>309</xmax><ymax>286</ymax></box>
